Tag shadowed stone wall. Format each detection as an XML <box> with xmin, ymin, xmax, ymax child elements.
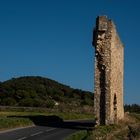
<box><xmin>93</xmin><ymin>16</ymin><xmax>124</xmax><ymax>125</ymax></box>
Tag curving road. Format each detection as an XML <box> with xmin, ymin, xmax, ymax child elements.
<box><xmin>0</xmin><ymin>120</ymin><xmax>95</xmax><ymax>140</ymax></box>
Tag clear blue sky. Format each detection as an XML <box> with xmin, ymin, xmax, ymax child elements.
<box><xmin>0</xmin><ymin>0</ymin><xmax>140</xmax><ymax>104</ymax></box>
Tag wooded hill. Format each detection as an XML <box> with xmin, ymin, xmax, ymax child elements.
<box><xmin>0</xmin><ymin>76</ymin><xmax>94</xmax><ymax>108</ymax></box>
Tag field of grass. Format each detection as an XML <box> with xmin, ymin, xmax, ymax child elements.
<box><xmin>0</xmin><ymin>109</ymin><xmax>94</xmax><ymax>131</ymax></box>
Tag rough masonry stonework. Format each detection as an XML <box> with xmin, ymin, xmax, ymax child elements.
<box><xmin>92</xmin><ymin>16</ymin><xmax>124</xmax><ymax>125</ymax></box>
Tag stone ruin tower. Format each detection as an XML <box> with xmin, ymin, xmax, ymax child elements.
<box><xmin>92</xmin><ymin>16</ymin><xmax>124</xmax><ymax>125</ymax></box>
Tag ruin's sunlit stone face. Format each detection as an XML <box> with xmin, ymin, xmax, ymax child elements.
<box><xmin>93</xmin><ymin>16</ymin><xmax>124</xmax><ymax>125</ymax></box>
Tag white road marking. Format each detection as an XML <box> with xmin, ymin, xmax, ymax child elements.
<box><xmin>30</xmin><ymin>131</ymin><xmax>43</xmax><ymax>136</ymax></box>
<box><xmin>0</xmin><ymin>126</ymin><xmax>35</xmax><ymax>134</ymax></box>
<box><xmin>45</xmin><ymin>128</ymin><xmax>56</xmax><ymax>132</ymax></box>
<box><xmin>17</xmin><ymin>128</ymin><xmax>57</xmax><ymax>140</ymax></box>
<box><xmin>17</xmin><ymin>137</ymin><xmax>27</xmax><ymax>140</ymax></box>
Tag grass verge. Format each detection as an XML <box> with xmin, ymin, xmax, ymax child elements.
<box><xmin>0</xmin><ymin>110</ymin><xmax>94</xmax><ymax>131</ymax></box>
<box><xmin>65</xmin><ymin>130</ymin><xmax>88</xmax><ymax>140</ymax></box>
<box><xmin>65</xmin><ymin>113</ymin><xmax>140</xmax><ymax>140</ymax></box>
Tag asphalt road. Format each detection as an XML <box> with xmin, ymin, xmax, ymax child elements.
<box><xmin>0</xmin><ymin>120</ymin><xmax>95</xmax><ymax>140</ymax></box>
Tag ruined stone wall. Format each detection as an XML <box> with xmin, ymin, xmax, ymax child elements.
<box><xmin>110</xmin><ymin>23</ymin><xmax>124</xmax><ymax>122</ymax></box>
<box><xmin>93</xmin><ymin>16</ymin><xmax>124</xmax><ymax>125</ymax></box>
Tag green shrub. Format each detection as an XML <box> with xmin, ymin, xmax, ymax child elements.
<box><xmin>19</xmin><ymin>98</ymin><xmax>34</xmax><ymax>107</ymax></box>
<box><xmin>81</xmin><ymin>98</ymin><xmax>94</xmax><ymax>106</ymax></box>
<box><xmin>1</xmin><ymin>98</ymin><xmax>17</xmax><ymax>106</ymax></box>
<box><xmin>65</xmin><ymin>130</ymin><xmax>88</xmax><ymax>140</ymax></box>
<box><xmin>45</xmin><ymin>99</ymin><xmax>55</xmax><ymax>108</ymax></box>
<box><xmin>125</xmin><ymin>104</ymin><xmax>140</xmax><ymax>113</ymax></box>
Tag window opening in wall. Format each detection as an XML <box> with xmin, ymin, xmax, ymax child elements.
<box><xmin>113</xmin><ymin>94</ymin><xmax>117</xmax><ymax>121</ymax></box>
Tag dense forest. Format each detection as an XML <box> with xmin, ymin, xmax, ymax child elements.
<box><xmin>0</xmin><ymin>76</ymin><xmax>94</xmax><ymax>108</ymax></box>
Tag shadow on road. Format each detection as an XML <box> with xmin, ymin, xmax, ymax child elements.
<box><xmin>8</xmin><ymin>115</ymin><xmax>95</xmax><ymax>130</ymax></box>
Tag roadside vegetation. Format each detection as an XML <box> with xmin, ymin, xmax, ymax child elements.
<box><xmin>65</xmin><ymin>130</ymin><xmax>88</xmax><ymax>140</ymax></box>
<box><xmin>65</xmin><ymin>112</ymin><xmax>140</xmax><ymax>140</ymax></box>
<box><xmin>0</xmin><ymin>107</ymin><xmax>94</xmax><ymax>131</ymax></box>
